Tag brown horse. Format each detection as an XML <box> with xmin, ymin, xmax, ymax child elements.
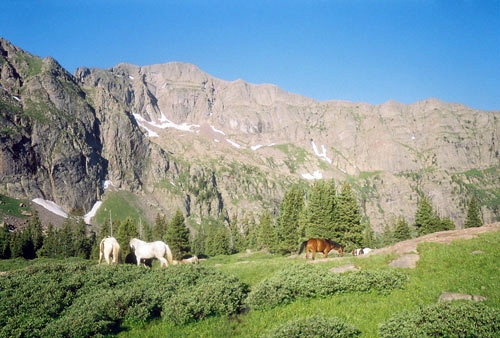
<box><xmin>299</xmin><ymin>238</ymin><xmax>344</xmax><ymax>259</ymax></box>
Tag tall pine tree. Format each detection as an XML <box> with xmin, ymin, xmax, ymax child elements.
<box><xmin>393</xmin><ymin>217</ymin><xmax>412</xmax><ymax>242</ymax></box>
<box><xmin>334</xmin><ymin>182</ymin><xmax>363</xmax><ymax>248</ymax></box>
<box><xmin>164</xmin><ymin>209</ymin><xmax>190</xmax><ymax>259</ymax></box>
<box><xmin>300</xmin><ymin>179</ymin><xmax>336</xmax><ymax>239</ymax></box>
<box><xmin>465</xmin><ymin>196</ymin><xmax>483</xmax><ymax>228</ymax></box>
<box><xmin>414</xmin><ymin>197</ymin><xmax>435</xmax><ymax>236</ymax></box>
<box><xmin>257</xmin><ymin>211</ymin><xmax>277</xmax><ymax>252</ymax></box>
<box><xmin>277</xmin><ymin>184</ymin><xmax>305</xmax><ymax>254</ymax></box>
<box><xmin>116</xmin><ymin>218</ymin><xmax>139</xmax><ymax>257</ymax></box>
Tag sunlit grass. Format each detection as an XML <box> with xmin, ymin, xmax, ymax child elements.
<box><xmin>120</xmin><ymin>229</ymin><xmax>500</xmax><ymax>337</ymax></box>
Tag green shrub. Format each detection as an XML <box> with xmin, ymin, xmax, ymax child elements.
<box><xmin>161</xmin><ymin>266</ymin><xmax>249</xmax><ymax>325</ymax></box>
<box><xmin>246</xmin><ymin>264</ymin><xmax>407</xmax><ymax>310</ymax></box>
<box><xmin>0</xmin><ymin>263</ymin><xmax>248</xmax><ymax>337</ymax></box>
<box><xmin>378</xmin><ymin>301</ymin><xmax>500</xmax><ymax>338</ymax></box>
<box><xmin>262</xmin><ymin>315</ymin><xmax>361</xmax><ymax>338</ymax></box>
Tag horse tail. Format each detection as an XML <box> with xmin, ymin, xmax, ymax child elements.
<box><xmin>115</xmin><ymin>242</ymin><xmax>122</xmax><ymax>264</ymax></box>
<box><xmin>98</xmin><ymin>239</ymin><xmax>105</xmax><ymax>264</ymax></box>
<box><xmin>298</xmin><ymin>240</ymin><xmax>308</xmax><ymax>254</ymax></box>
<box><xmin>165</xmin><ymin>244</ymin><xmax>173</xmax><ymax>265</ymax></box>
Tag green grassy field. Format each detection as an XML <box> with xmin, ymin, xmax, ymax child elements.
<box><xmin>1</xmin><ymin>228</ymin><xmax>499</xmax><ymax>337</ymax></box>
<box><xmin>119</xmin><ymin>229</ymin><xmax>500</xmax><ymax>337</ymax></box>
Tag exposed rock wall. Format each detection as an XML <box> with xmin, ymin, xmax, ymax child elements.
<box><xmin>1</xmin><ymin>37</ymin><xmax>499</xmax><ymax>230</ymax></box>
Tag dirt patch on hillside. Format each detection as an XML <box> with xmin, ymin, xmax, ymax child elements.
<box><xmin>373</xmin><ymin>222</ymin><xmax>500</xmax><ymax>257</ymax></box>
<box><xmin>307</xmin><ymin>223</ymin><xmax>500</xmax><ymax>269</ymax></box>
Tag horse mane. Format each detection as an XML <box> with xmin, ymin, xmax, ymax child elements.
<box><xmin>325</xmin><ymin>238</ymin><xmax>343</xmax><ymax>248</ymax></box>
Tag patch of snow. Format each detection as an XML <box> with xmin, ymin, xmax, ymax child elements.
<box><xmin>133</xmin><ymin>112</ymin><xmax>200</xmax><ymax>135</ymax></box>
<box><xmin>214</xmin><ymin>139</ymin><xmax>220</xmax><ymax>143</ymax></box>
<box><xmin>302</xmin><ymin>170</ymin><xmax>323</xmax><ymax>180</ymax></box>
<box><xmin>32</xmin><ymin>198</ymin><xmax>68</xmax><ymax>218</ymax></box>
<box><xmin>311</xmin><ymin>141</ymin><xmax>332</xmax><ymax>164</ymax></box>
<box><xmin>129</xmin><ymin>75</ymin><xmax>134</xmax><ymax>80</ymax></box>
<box><xmin>251</xmin><ymin>143</ymin><xmax>276</xmax><ymax>151</ymax></box>
<box><xmin>142</xmin><ymin>124</ymin><xmax>160</xmax><ymax>137</ymax></box>
<box><xmin>13</xmin><ymin>96</ymin><xmax>20</xmax><ymax>101</ymax></box>
<box><xmin>211</xmin><ymin>125</ymin><xmax>225</xmax><ymax>135</ymax></box>
<box><xmin>226</xmin><ymin>139</ymin><xmax>242</xmax><ymax>148</ymax></box>
<box><xmin>84</xmin><ymin>201</ymin><xmax>102</xmax><ymax>224</ymax></box>
<box><xmin>103</xmin><ymin>180</ymin><xmax>115</xmax><ymax>189</ymax></box>
<box><xmin>103</xmin><ymin>180</ymin><xmax>114</xmax><ymax>189</ymax></box>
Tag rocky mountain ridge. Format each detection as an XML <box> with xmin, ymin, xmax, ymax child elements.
<box><xmin>1</xmin><ymin>37</ymin><xmax>499</xmax><ymax>232</ymax></box>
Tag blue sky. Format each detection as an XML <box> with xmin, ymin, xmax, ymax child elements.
<box><xmin>1</xmin><ymin>0</ymin><xmax>499</xmax><ymax>110</ymax></box>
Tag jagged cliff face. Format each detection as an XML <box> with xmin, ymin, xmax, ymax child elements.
<box><xmin>0</xmin><ymin>39</ymin><xmax>103</xmax><ymax>213</ymax></box>
<box><xmin>1</xmin><ymin>38</ymin><xmax>499</xmax><ymax>231</ymax></box>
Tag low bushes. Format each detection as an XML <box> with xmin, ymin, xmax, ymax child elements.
<box><xmin>0</xmin><ymin>262</ymin><xmax>248</xmax><ymax>337</ymax></box>
<box><xmin>262</xmin><ymin>315</ymin><xmax>361</xmax><ymax>338</ymax></box>
<box><xmin>378</xmin><ymin>301</ymin><xmax>500</xmax><ymax>338</ymax></box>
<box><xmin>246</xmin><ymin>264</ymin><xmax>408</xmax><ymax>310</ymax></box>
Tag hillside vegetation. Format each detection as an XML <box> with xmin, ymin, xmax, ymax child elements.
<box><xmin>1</xmin><ymin>225</ymin><xmax>499</xmax><ymax>337</ymax></box>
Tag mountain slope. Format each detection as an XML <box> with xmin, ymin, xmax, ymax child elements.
<box><xmin>1</xmin><ymin>37</ymin><xmax>499</xmax><ymax>232</ymax></box>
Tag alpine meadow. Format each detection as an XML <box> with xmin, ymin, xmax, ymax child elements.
<box><xmin>1</xmin><ymin>37</ymin><xmax>500</xmax><ymax>337</ymax></box>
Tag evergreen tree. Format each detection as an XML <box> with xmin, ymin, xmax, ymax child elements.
<box><xmin>414</xmin><ymin>197</ymin><xmax>435</xmax><ymax>236</ymax></box>
<box><xmin>379</xmin><ymin>224</ymin><xmax>395</xmax><ymax>247</ymax></box>
<box><xmin>99</xmin><ymin>218</ymin><xmax>111</xmax><ymax>238</ymax></box>
<box><xmin>362</xmin><ymin>221</ymin><xmax>376</xmax><ymax>248</ymax></box>
<box><xmin>164</xmin><ymin>209</ymin><xmax>190</xmax><ymax>259</ymax></box>
<box><xmin>59</xmin><ymin>218</ymin><xmax>75</xmax><ymax>257</ymax></box>
<box><xmin>26</xmin><ymin>211</ymin><xmax>44</xmax><ymax>255</ymax></box>
<box><xmin>0</xmin><ymin>225</ymin><xmax>11</xmax><ymax>259</ymax></box>
<box><xmin>440</xmin><ymin>217</ymin><xmax>455</xmax><ymax>231</ymax></box>
<box><xmin>73</xmin><ymin>218</ymin><xmax>93</xmax><ymax>259</ymax></box>
<box><xmin>228</xmin><ymin>214</ymin><xmax>245</xmax><ymax>253</ymax></box>
<box><xmin>243</xmin><ymin>214</ymin><xmax>258</xmax><ymax>249</ymax></box>
<box><xmin>153</xmin><ymin>213</ymin><xmax>167</xmax><ymax>240</ymax></box>
<box><xmin>465</xmin><ymin>196</ymin><xmax>483</xmax><ymax>228</ymax></box>
<box><xmin>142</xmin><ymin>222</ymin><xmax>153</xmax><ymax>241</ymax></box>
<box><xmin>9</xmin><ymin>232</ymin><xmax>23</xmax><ymax>258</ymax></box>
<box><xmin>277</xmin><ymin>184</ymin><xmax>305</xmax><ymax>254</ymax></box>
<box><xmin>334</xmin><ymin>182</ymin><xmax>363</xmax><ymax>247</ymax></box>
<box><xmin>300</xmin><ymin>179</ymin><xmax>336</xmax><ymax>239</ymax></box>
<box><xmin>191</xmin><ymin>224</ymin><xmax>207</xmax><ymax>256</ymax></box>
<box><xmin>38</xmin><ymin>223</ymin><xmax>58</xmax><ymax>258</ymax></box>
<box><xmin>257</xmin><ymin>211</ymin><xmax>277</xmax><ymax>252</ymax></box>
<box><xmin>20</xmin><ymin>213</ymin><xmax>44</xmax><ymax>259</ymax></box>
<box><xmin>393</xmin><ymin>217</ymin><xmax>412</xmax><ymax>242</ymax></box>
<box><xmin>205</xmin><ymin>221</ymin><xmax>231</xmax><ymax>256</ymax></box>
<box><xmin>116</xmin><ymin>218</ymin><xmax>138</xmax><ymax>257</ymax></box>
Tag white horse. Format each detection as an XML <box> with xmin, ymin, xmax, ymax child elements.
<box><xmin>363</xmin><ymin>248</ymin><xmax>372</xmax><ymax>254</ymax></box>
<box><xmin>129</xmin><ymin>238</ymin><xmax>173</xmax><ymax>267</ymax></box>
<box><xmin>99</xmin><ymin>236</ymin><xmax>121</xmax><ymax>265</ymax></box>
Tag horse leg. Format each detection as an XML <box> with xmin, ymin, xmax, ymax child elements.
<box><xmin>136</xmin><ymin>255</ymin><xmax>142</xmax><ymax>266</ymax></box>
<box><xmin>158</xmin><ymin>257</ymin><xmax>168</xmax><ymax>267</ymax></box>
<box><xmin>311</xmin><ymin>249</ymin><xmax>316</xmax><ymax>260</ymax></box>
<box><xmin>98</xmin><ymin>251</ymin><xmax>103</xmax><ymax>264</ymax></box>
<box><xmin>324</xmin><ymin>250</ymin><xmax>329</xmax><ymax>258</ymax></box>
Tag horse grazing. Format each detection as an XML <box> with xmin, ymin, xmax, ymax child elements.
<box><xmin>99</xmin><ymin>236</ymin><xmax>121</xmax><ymax>265</ymax></box>
<box><xmin>129</xmin><ymin>238</ymin><xmax>173</xmax><ymax>267</ymax></box>
<box><xmin>299</xmin><ymin>238</ymin><xmax>344</xmax><ymax>259</ymax></box>
<box><xmin>181</xmin><ymin>255</ymin><xmax>199</xmax><ymax>264</ymax></box>
<box><xmin>172</xmin><ymin>255</ymin><xmax>199</xmax><ymax>265</ymax></box>
<box><xmin>352</xmin><ymin>248</ymin><xmax>364</xmax><ymax>256</ymax></box>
